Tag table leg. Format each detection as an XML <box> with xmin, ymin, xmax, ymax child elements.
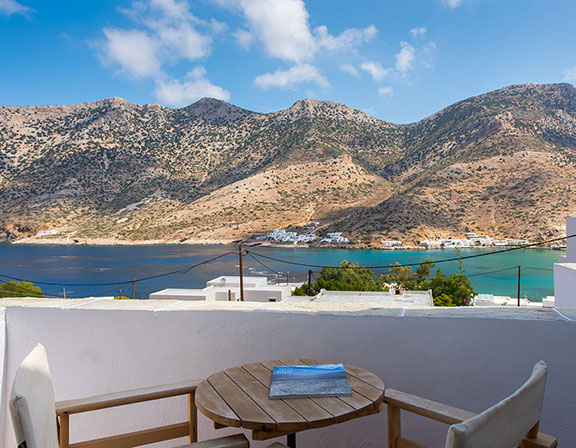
<box><xmin>287</xmin><ymin>433</ymin><xmax>296</xmax><ymax>448</ymax></box>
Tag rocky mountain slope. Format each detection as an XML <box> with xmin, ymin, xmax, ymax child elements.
<box><xmin>1</xmin><ymin>83</ymin><xmax>575</xmax><ymax>244</ymax></box>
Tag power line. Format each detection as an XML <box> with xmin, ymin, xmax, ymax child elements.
<box><xmin>245</xmin><ymin>234</ymin><xmax>574</xmax><ymax>270</ymax></box>
<box><xmin>246</xmin><ymin>251</ymin><xmax>281</xmax><ymax>275</ymax></box>
<box><xmin>0</xmin><ymin>251</ymin><xmax>236</xmax><ymax>288</ymax></box>
<box><xmin>467</xmin><ymin>266</ymin><xmax>519</xmax><ymax>277</ymax></box>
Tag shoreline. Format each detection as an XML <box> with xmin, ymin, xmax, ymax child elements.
<box><xmin>4</xmin><ymin>237</ymin><xmax>566</xmax><ymax>252</ymax></box>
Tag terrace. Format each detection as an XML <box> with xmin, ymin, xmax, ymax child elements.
<box><xmin>3</xmin><ymin>218</ymin><xmax>575</xmax><ymax>447</ymax></box>
<box><xmin>0</xmin><ymin>297</ymin><xmax>572</xmax><ymax>447</ymax></box>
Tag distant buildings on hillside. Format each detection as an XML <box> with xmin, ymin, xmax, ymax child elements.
<box><xmin>257</xmin><ymin>223</ymin><xmax>349</xmax><ymax>245</ymax></box>
<box><xmin>258</xmin><ymin>229</ymin><xmax>318</xmax><ymax>244</ymax></box>
<box><xmin>419</xmin><ymin>233</ymin><xmax>531</xmax><ymax>248</ymax></box>
<box><xmin>320</xmin><ymin>232</ymin><xmax>349</xmax><ymax>244</ymax></box>
<box><xmin>382</xmin><ymin>240</ymin><xmax>403</xmax><ymax>247</ymax></box>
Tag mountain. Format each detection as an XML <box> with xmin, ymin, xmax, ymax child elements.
<box><xmin>1</xmin><ymin>83</ymin><xmax>575</xmax><ymax>245</ymax></box>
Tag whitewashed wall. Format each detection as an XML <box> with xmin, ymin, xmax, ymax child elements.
<box><xmin>559</xmin><ymin>217</ymin><xmax>576</xmax><ymax>262</ymax></box>
<box><xmin>555</xmin><ymin>216</ymin><xmax>576</xmax><ymax>307</ymax></box>
<box><xmin>1</xmin><ymin>307</ymin><xmax>575</xmax><ymax>447</ymax></box>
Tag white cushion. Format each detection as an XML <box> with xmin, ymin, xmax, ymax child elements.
<box><xmin>9</xmin><ymin>344</ymin><xmax>60</xmax><ymax>448</ymax></box>
<box><xmin>446</xmin><ymin>360</ymin><xmax>547</xmax><ymax>448</ymax></box>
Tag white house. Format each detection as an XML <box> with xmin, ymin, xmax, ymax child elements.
<box><xmin>554</xmin><ymin>217</ymin><xmax>576</xmax><ymax>308</ymax></box>
<box><xmin>149</xmin><ymin>276</ymin><xmax>294</xmax><ymax>302</ymax></box>
<box><xmin>321</xmin><ymin>232</ymin><xmax>349</xmax><ymax>244</ymax></box>
<box><xmin>382</xmin><ymin>240</ymin><xmax>403</xmax><ymax>247</ymax></box>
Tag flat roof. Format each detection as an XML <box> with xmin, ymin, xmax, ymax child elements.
<box><xmin>1</xmin><ymin>297</ymin><xmax>573</xmax><ymax>321</ymax></box>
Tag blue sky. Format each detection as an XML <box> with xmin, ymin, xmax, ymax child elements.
<box><xmin>1</xmin><ymin>0</ymin><xmax>575</xmax><ymax>123</ymax></box>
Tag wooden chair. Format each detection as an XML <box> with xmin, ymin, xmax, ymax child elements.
<box><xmin>9</xmin><ymin>344</ymin><xmax>249</xmax><ymax>448</ymax></box>
<box><xmin>385</xmin><ymin>361</ymin><xmax>558</xmax><ymax>448</ymax></box>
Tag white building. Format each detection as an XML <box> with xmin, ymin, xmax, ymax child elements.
<box><xmin>149</xmin><ymin>276</ymin><xmax>294</xmax><ymax>302</ymax></box>
<box><xmin>494</xmin><ymin>239</ymin><xmax>531</xmax><ymax>246</ymax></box>
<box><xmin>321</xmin><ymin>232</ymin><xmax>349</xmax><ymax>244</ymax></box>
<box><xmin>554</xmin><ymin>217</ymin><xmax>576</xmax><ymax>308</ymax></box>
<box><xmin>419</xmin><ymin>240</ymin><xmax>442</xmax><ymax>248</ymax></box>
<box><xmin>263</xmin><ymin>229</ymin><xmax>317</xmax><ymax>244</ymax></box>
<box><xmin>382</xmin><ymin>240</ymin><xmax>403</xmax><ymax>247</ymax></box>
<box><xmin>37</xmin><ymin>229</ymin><xmax>59</xmax><ymax>236</ymax></box>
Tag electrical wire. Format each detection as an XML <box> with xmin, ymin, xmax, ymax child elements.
<box><xmin>245</xmin><ymin>233</ymin><xmax>574</xmax><ymax>270</ymax></box>
<box><xmin>0</xmin><ymin>251</ymin><xmax>236</xmax><ymax>287</ymax></box>
<box><xmin>467</xmin><ymin>266</ymin><xmax>519</xmax><ymax>277</ymax></box>
<box><xmin>246</xmin><ymin>252</ymin><xmax>281</xmax><ymax>275</ymax></box>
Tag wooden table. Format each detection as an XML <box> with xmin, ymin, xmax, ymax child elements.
<box><xmin>195</xmin><ymin>359</ymin><xmax>385</xmax><ymax>448</ymax></box>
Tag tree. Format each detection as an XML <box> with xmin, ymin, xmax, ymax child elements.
<box><xmin>379</xmin><ymin>260</ymin><xmax>435</xmax><ymax>290</ymax></box>
<box><xmin>0</xmin><ymin>281</ymin><xmax>44</xmax><ymax>298</ymax></box>
<box><xmin>292</xmin><ymin>261</ymin><xmax>384</xmax><ymax>296</ymax></box>
<box><xmin>292</xmin><ymin>252</ymin><xmax>475</xmax><ymax>306</ymax></box>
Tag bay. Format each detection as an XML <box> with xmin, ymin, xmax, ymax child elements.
<box><xmin>0</xmin><ymin>244</ymin><xmax>560</xmax><ymax>301</ymax></box>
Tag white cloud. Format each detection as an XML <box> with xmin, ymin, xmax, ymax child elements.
<box><xmin>156</xmin><ymin>23</ymin><xmax>212</xmax><ymax>60</ymax></box>
<box><xmin>395</xmin><ymin>41</ymin><xmax>415</xmax><ymax>74</ymax></box>
<box><xmin>422</xmin><ymin>41</ymin><xmax>437</xmax><ymax>69</ymax></box>
<box><xmin>254</xmin><ymin>64</ymin><xmax>329</xmax><ymax>89</ymax></box>
<box><xmin>155</xmin><ymin>67</ymin><xmax>230</xmax><ymax>106</ymax></box>
<box><xmin>340</xmin><ymin>63</ymin><xmax>359</xmax><ymax>77</ymax></box>
<box><xmin>410</xmin><ymin>27</ymin><xmax>427</xmax><ymax>37</ymax></box>
<box><xmin>239</xmin><ymin>0</ymin><xmax>315</xmax><ymax>63</ymax></box>
<box><xmin>360</xmin><ymin>61</ymin><xmax>392</xmax><ymax>81</ymax></box>
<box><xmin>563</xmin><ymin>67</ymin><xmax>576</xmax><ymax>82</ymax></box>
<box><xmin>0</xmin><ymin>0</ymin><xmax>33</xmax><ymax>16</ymax></box>
<box><xmin>234</xmin><ymin>28</ymin><xmax>253</xmax><ymax>48</ymax></box>
<box><xmin>100</xmin><ymin>0</ymin><xmax>215</xmax><ymax>72</ymax></box>
<box><xmin>441</xmin><ymin>0</ymin><xmax>463</xmax><ymax>8</ymax></box>
<box><xmin>102</xmin><ymin>28</ymin><xmax>161</xmax><ymax>78</ymax></box>
<box><xmin>98</xmin><ymin>0</ymin><xmax>225</xmax><ymax>106</ymax></box>
<box><xmin>378</xmin><ymin>86</ymin><xmax>394</xmax><ymax>98</ymax></box>
<box><xmin>315</xmin><ymin>24</ymin><xmax>377</xmax><ymax>52</ymax></box>
<box><xmin>223</xmin><ymin>0</ymin><xmax>376</xmax><ymax>63</ymax></box>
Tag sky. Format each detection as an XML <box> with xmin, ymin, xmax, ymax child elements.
<box><xmin>1</xmin><ymin>0</ymin><xmax>576</xmax><ymax>124</ymax></box>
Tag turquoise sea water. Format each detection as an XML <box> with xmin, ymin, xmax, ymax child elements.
<box><xmin>0</xmin><ymin>244</ymin><xmax>560</xmax><ymax>300</ymax></box>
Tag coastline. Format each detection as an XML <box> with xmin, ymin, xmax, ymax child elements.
<box><xmin>9</xmin><ymin>236</ymin><xmax>235</xmax><ymax>246</ymax></box>
<box><xmin>5</xmin><ymin>237</ymin><xmax>566</xmax><ymax>252</ymax></box>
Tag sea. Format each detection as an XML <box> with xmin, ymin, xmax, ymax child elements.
<box><xmin>0</xmin><ymin>244</ymin><xmax>561</xmax><ymax>301</ymax></box>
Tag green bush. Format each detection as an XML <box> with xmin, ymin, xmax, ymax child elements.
<box><xmin>114</xmin><ymin>295</ymin><xmax>131</xmax><ymax>300</ymax></box>
<box><xmin>0</xmin><ymin>281</ymin><xmax>44</xmax><ymax>298</ymax></box>
<box><xmin>292</xmin><ymin>261</ymin><xmax>385</xmax><ymax>296</ymax></box>
<box><xmin>292</xmin><ymin>250</ymin><xmax>475</xmax><ymax>306</ymax></box>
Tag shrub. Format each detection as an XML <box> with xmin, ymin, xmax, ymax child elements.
<box><xmin>0</xmin><ymin>281</ymin><xmax>44</xmax><ymax>298</ymax></box>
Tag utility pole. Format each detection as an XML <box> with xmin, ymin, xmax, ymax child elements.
<box><xmin>286</xmin><ymin>271</ymin><xmax>289</xmax><ymax>285</ymax></box>
<box><xmin>238</xmin><ymin>245</ymin><xmax>245</xmax><ymax>302</ymax></box>
<box><xmin>132</xmin><ymin>277</ymin><xmax>136</xmax><ymax>300</ymax></box>
<box><xmin>517</xmin><ymin>265</ymin><xmax>521</xmax><ymax>307</ymax></box>
<box><xmin>307</xmin><ymin>269</ymin><xmax>313</xmax><ymax>296</ymax></box>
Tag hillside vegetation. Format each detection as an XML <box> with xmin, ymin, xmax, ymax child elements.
<box><xmin>1</xmin><ymin>83</ymin><xmax>575</xmax><ymax>244</ymax></box>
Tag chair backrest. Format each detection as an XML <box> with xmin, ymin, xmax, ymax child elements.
<box><xmin>445</xmin><ymin>361</ymin><xmax>548</xmax><ymax>448</ymax></box>
<box><xmin>9</xmin><ymin>344</ymin><xmax>60</xmax><ymax>448</ymax></box>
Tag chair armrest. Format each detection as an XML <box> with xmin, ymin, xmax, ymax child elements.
<box><xmin>56</xmin><ymin>380</ymin><xmax>202</xmax><ymax>416</ymax></box>
<box><xmin>385</xmin><ymin>389</ymin><xmax>558</xmax><ymax>448</ymax></box>
<box><xmin>384</xmin><ymin>389</ymin><xmax>477</xmax><ymax>425</ymax></box>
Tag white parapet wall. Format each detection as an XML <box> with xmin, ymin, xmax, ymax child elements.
<box><xmin>554</xmin><ymin>217</ymin><xmax>576</xmax><ymax>308</ymax></box>
<box><xmin>554</xmin><ymin>263</ymin><xmax>576</xmax><ymax>308</ymax></box>
<box><xmin>559</xmin><ymin>217</ymin><xmax>576</xmax><ymax>262</ymax></box>
<box><xmin>1</xmin><ymin>303</ymin><xmax>575</xmax><ymax>447</ymax></box>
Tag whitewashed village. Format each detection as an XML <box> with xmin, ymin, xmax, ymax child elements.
<box><xmin>252</xmin><ymin>221</ymin><xmax>563</xmax><ymax>249</ymax></box>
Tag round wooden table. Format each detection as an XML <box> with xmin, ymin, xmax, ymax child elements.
<box><xmin>195</xmin><ymin>359</ymin><xmax>385</xmax><ymax>448</ymax></box>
